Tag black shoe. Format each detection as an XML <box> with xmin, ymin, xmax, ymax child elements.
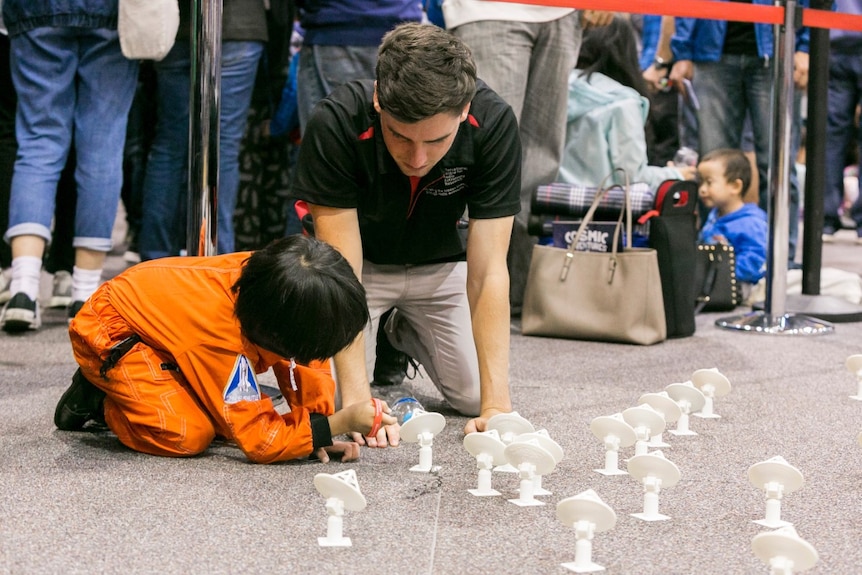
<box><xmin>372</xmin><ymin>309</ymin><xmax>409</xmax><ymax>387</ymax></box>
<box><xmin>54</xmin><ymin>369</ymin><xmax>106</xmax><ymax>431</ymax></box>
<box><xmin>0</xmin><ymin>292</ymin><xmax>41</xmax><ymax>332</ymax></box>
<box><xmin>67</xmin><ymin>300</ymin><xmax>84</xmax><ymax>323</ymax></box>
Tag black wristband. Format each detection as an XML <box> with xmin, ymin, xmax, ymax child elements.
<box><xmin>654</xmin><ymin>56</ymin><xmax>672</xmax><ymax>71</ymax></box>
<box><xmin>309</xmin><ymin>413</ymin><xmax>333</xmax><ymax>450</ymax></box>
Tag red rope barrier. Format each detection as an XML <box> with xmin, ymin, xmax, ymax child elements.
<box><xmin>494</xmin><ymin>0</ymin><xmax>862</xmax><ymax>32</ymax></box>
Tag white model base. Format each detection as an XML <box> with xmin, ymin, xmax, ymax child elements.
<box><xmin>594</xmin><ymin>467</ymin><xmax>627</xmax><ymax>476</ymax></box>
<box><xmin>509</xmin><ymin>497</ymin><xmax>545</xmax><ymax>507</ymax></box>
<box><xmin>753</xmin><ymin>518</ymin><xmax>793</xmax><ymax>529</ymax></box>
<box><xmin>410</xmin><ymin>463</ymin><xmax>440</xmax><ymax>473</ymax></box>
<box><xmin>468</xmin><ymin>487</ymin><xmax>501</xmax><ymax>497</ymax></box>
<box><xmin>561</xmin><ymin>561</ymin><xmax>605</xmax><ymax>573</ymax></box>
<box><xmin>693</xmin><ymin>412</ymin><xmax>721</xmax><ymax>419</ymax></box>
<box><xmin>631</xmin><ymin>512</ymin><xmax>670</xmax><ymax>522</ymax></box>
<box><xmin>318</xmin><ymin>536</ymin><xmax>351</xmax><ymax>547</ymax></box>
<box><xmin>850</xmin><ymin>394</ymin><xmax>862</xmax><ymax>401</ymax></box>
<box><xmin>668</xmin><ymin>428</ymin><xmax>698</xmax><ymax>436</ymax></box>
<box><xmin>494</xmin><ymin>463</ymin><xmax>519</xmax><ymax>473</ymax></box>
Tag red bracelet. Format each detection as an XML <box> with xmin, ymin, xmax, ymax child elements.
<box><xmin>367</xmin><ymin>398</ymin><xmax>384</xmax><ymax>438</ymax></box>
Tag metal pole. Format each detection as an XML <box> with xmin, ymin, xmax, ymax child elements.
<box><xmin>715</xmin><ymin>0</ymin><xmax>833</xmax><ymax>334</ymax></box>
<box><xmin>187</xmin><ymin>0</ymin><xmax>222</xmax><ymax>257</ymax></box>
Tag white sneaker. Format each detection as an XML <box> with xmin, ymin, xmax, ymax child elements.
<box><xmin>49</xmin><ymin>270</ymin><xmax>73</xmax><ymax>309</ymax></box>
<box><xmin>0</xmin><ymin>268</ymin><xmax>11</xmax><ymax>305</ymax></box>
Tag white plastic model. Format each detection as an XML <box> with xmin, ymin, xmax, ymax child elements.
<box><xmin>627</xmin><ymin>450</ymin><xmax>681</xmax><ymax>521</ymax></box>
<box><xmin>503</xmin><ymin>439</ymin><xmax>557</xmax><ymax>507</ymax></box>
<box><xmin>622</xmin><ymin>404</ymin><xmax>667</xmax><ymax>457</ymax></box>
<box><xmin>400</xmin><ymin>409</ymin><xmax>446</xmax><ymax>473</ymax></box>
<box><xmin>665</xmin><ymin>382</ymin><xmax>706</xmax><ymax>436</ymax></box>
<box><xmin>590</xmin><ymin>413</ymin><xmax>637</xmax><ymax>476</ymax></box>
<box><xmin>487</xmin><ymin>411</ymin><xmax>535</xmax><ymax>473</ymax></box>
<box><xmin>691</xmin><ymin>368</ymin><xmax>731</xmax><ymax>419</ymax></box>
<box><xmin>751</xmin><ymin>525</ymin><xmax>819</xmax><ymax>574</ymax></box>
<box><xmin>463</xmin><ymin>429</ymin><xmax>507</xmax><ymax>496</ymax></box>
<box><xmin>513</xmin><ymin>430</ymin><xmax>563</xmax><ymax>496</ymax></box>
<box><xmin>748</xmin><ymin>456</ymin><xmax>804</xmax><ymax>528</ymax></box>
<box><xmin>313</xmin><ymin>469</ymin><xmax>367</xmax><ymax>547</ymax></box>
<box><xmin>557</xmin><ymin>489</ymin><xmax>617</xmax><ymax>573</ymax></box>
<box><xmin>638</xmin><ymin>391</ymin><xmax>682</xmax><ymax>447</ymax></box>
<box><xmin>846</xmin><ymin>354</ymin><xmax>862</xmax><ymax>400</ymax></box>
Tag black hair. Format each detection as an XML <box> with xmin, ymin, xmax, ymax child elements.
<box><xmin>232</xmin><ymin>236</ymin><xmax>369</xmax><ymax>364</ymax></box>
<box><xmin>576</xmin><ymin>16</ymin><xmax>650</xmax><ymax>100</ymax></box>
<box><xmin>701</xmin><ymin>148</ymin><xmax>752</xmax><ymax>194</ymax></box>
<box><xmin>376</xmin><ymin>22</ymin><xmax>477</xmax><ymax>123</ymax></box>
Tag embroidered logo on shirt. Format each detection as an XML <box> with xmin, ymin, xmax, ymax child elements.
<box><xmin>223</xmin><ymin>354</ymin><xmax>261</xmax><ymax>404</ymax></box>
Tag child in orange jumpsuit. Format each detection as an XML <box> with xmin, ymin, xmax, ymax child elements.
<box><xmin>55</xmin><ymin>235</ymin><xmax>394</xmax><ymax>463</ymax></box>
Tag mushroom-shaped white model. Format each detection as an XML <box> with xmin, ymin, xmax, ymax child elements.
<box><xmin>590</xmin><ymin>413</ymin><xmax>637</xmax><ymax>476</ymax></box>
<box><xmin>627</xmin><ymin>450</ymin><xmax>681</xmax><ymax>521</ymax></box>
<box><xmin>665</xmin><ymin>382</ymin><xmax>706</xmax><ymax>436</ymax></box>
<box><xmin>622</xmin><ymin>404</ymin><xmax>666</xmax><ymax>457</ymax></box>
<box><xmin>557</xmin><ymin>489</ymin><xmax>617</xmax><ymax>573</ymax></box>
<box><xmin>400</xmin><ymin>408</ymin><xmax>446</xmax><ymax>473</ymax></box>
<box><xmin>752</xmin><ymin>525</ymin><xmax>819</xmax><ymax>574</ymax></box>
<box><xmin>313</xmin><ymin>469</ymin><xmax>367</xmax><ymax>547</ymax></box>
<box><xmin>638</xmin><ymin>392</ymin><xmax>682</xmax><ymax>448</ymax></box>
<box><xmin>513</xmin><ymin>430</ymin><xmax>564</xmax><ymax>496</ymax></box>
<box><xmin>503</xmin><ymin>439</ymin><xmax>557</xmax><ymax>507</ymax></box>
<box><xmin>846</xmin><ymin>354</ymin><xmax>862</xmax><ymax>400</ymax></box>
<box><xmin>463</xmin><ymin>429</ymin><xmax>507</xmax><ymax>496</ymax></box>
<box><xmin>748</xmin><ymin>456</ymin><xmax>804</xmax><ymax>528</ymax></box>
<box><xmin>487</xmin><ymin>412</ymin><xmax>536</xmax><ymax>473</ymax></box>
<box><xmin>691</xmin><ymin>368</ymin><xmax>731</xmax><ymax>419</ymax></box>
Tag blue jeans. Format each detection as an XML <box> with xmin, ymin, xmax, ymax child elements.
<box><xmin>694</xmin><ymin>54</ymin><xmax>801</xmax><ymax>261</ymax></box>
<box><xmin>4</xmin><ymin>26</ymin><xmax>138</xmax><ymax>251</ymax></box>
<box><xmin>139</xmin><ymin>40</ymin><xmax>263</xmax><ymax>260</ymax></box>
<box><xmin>824</xmin><ymin>50</ymin><xmax>862</xmax><ymax>232</ymax></box>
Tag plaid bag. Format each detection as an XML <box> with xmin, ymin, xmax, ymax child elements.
<box><xmin>532</xmin><ymin>182</ymin><xmax>655</xmax><ymax>219</ymax></box>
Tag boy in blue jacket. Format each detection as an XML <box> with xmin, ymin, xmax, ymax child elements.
<box><xmin>697</xmin><ymin>148</ymin><xmax>768</xmax><ymax>288</ymax></box>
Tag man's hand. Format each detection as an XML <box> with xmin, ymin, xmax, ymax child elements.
<box><xmin>643</xmin><ymin>64</ymin><xmax>669</xmax><ymax>93</ymax></box>
<box><xmin>581</xmin><ymin>10</ymin><xmax>615</xmax><ymax>29</ymax></box>
<box><xmin>464</xmin><ymin>407</ymin><xmax>510</xmax><ymax>435</ymax></box>
<box><xmin>668</xmin><ymin>60</ymin><xmax>694</xmax><ymax>99</ymax></box>
<box><xmin>313</xmin><ymin>441</ymin><xmax>361</xmax><ymax>463</ymax></box>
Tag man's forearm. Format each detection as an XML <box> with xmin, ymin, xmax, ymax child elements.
<box><xmin>333</xmin><ymin>332</ymin><xmax>372</xmax><ymax>407</ymax></box>
<box><xmin>468</xmin><ymin>272</ymin><xmax>512</xmax><ymax>416</ymax></box>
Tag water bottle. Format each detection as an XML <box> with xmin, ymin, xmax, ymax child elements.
<box><xmin>390</xmin><ymin>397</ymin><xmax>425</xmax><ymax>425</ymax></box>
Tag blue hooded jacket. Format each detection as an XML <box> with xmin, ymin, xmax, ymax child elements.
<box><xmin>699</xmin><ymin>203</ymin><xmax>768</xmax><ymax>283</ymax></box>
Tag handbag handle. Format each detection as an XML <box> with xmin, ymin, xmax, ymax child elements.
<box><xmin>561</xmin><ymin>167</ymin><xmax>632</xmax><ymax>283</ymax></box>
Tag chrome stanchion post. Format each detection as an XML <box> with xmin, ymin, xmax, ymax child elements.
<box><xmin>187</xmin><ymin>0</ymin><xmax>222</xmax><ymax>257</ymax></box>
<box><xmin>715</xmin><ymin>0</ymin><xmax>833</xmax><ymax>334</ymax></box>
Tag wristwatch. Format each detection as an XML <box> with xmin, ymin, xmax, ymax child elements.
<box><xmin>654</xmin><ymin>56</ymin><xmax>672</xmax><ymax>70</ymax></box>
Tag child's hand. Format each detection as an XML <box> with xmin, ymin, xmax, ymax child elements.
<box><xmin>313</xmin><ymin>441</ymin><xmax>361</xmax><ymax>463</ymax></box>
<box><xmin>329</xmin><ymin>398</ymin><xmax>396</xmax><ymax>445</ymax></box>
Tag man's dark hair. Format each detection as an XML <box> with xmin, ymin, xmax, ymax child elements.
<box><xmin>376</xmin><ymin>22</ymin><xmax>477</xmax><ymax>123</ymax></box>
<box><xmin>701</xmin><ymin>148</ymin><xmax>752</xmax><ymax>194</ymax></box>
<box><xmin>232</xmin><ymin>236</ymin><xmax>369</xmax><ymax>364</ymax></box>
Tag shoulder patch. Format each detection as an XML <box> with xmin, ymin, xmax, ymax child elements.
<box><xmin>223</xmin><ymin>354</ymin><xmax>261</xmax><ymax>404</ymax></box>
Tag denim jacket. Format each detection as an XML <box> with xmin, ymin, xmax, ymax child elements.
<box><xmin>671</xmin><ymin>0</ymin><xmax>810</xmax><ymax>62</ymax></box>
<box><xmin>2</xmin><ymin>0</ymin><xmax>118</xmax><ymax>37</ymax></box>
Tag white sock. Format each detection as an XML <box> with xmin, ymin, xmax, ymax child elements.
<box><xmin>10</xmin><ymin>256</ymin><xmax>42</xmax><ymax>301</ymax></box>
<box><xmin>71</xmin><ymin>266</ymin><xmax>103</xmax><ymax>303</ymax></box>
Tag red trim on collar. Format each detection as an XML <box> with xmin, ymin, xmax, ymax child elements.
<box><xmin>467</xmin><ymin>114</ymin><xmax>479</xmax><ymax>128</ymax></box>
<box><xmin>358</xmin><ymin>126</ymin><xmax>375</xmax><ymax>140</ymax></box>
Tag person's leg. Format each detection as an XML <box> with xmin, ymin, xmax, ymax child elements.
<box><xmin>694</xmin><ymin>57</ymin><xmax>747</xmax><ymax>156</ymax></box>
<box><xmin>71</xmin><ymin>27</ymin><xmax>138</xmax><ymax>310</ymax></box>
<box><xmin>139</xmin><ymin>43</ymin><xmax>191</xmax><ymax>261</ymax></box>
<box><xmin>846</xmin><ymin>56</ymin><xmax>862</xmax><ymax>237</ymax></box>
<box><xmin>215</xmin><ymin>40</ymin><xmax>264</xmax><ymax>254</ymax></box>
<box><xmin>0</xmin><ymin>34</ymin><xmax>16</xmax><ymax>274</ymax></box>
<box><xmin>2</xmin><ymin>28</ymin><xmax>78</xmax><ymax>330</ymax></box>
<box><xmin>377</xmin><ymin>262</ymin><xmax>481</xmax><ymax>416</ymax></box>
<box><xmin>825</xmin><ymin>52</ymin><xmax>858</xmax><ymax>234</ymax></box>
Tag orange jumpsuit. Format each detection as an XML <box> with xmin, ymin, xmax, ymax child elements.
<box><xmin>68</xmin><ymin>253</ymin><xmax>336</xmax><ymax>463</ymax></box>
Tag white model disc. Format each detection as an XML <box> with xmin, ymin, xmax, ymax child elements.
<box><xmin>463</xmin><ymin>431</ymin><xmax>507</xmax><ymax>466</ymax></box>
<box><xmin>400</xmin><ymin>411</ymin><xmax>446</xmax><ymax>443</ymax></box>
<box><xmin>627</xmin><ymin>452</ymin><xmax>681</xmax><ymax>488</ymax></box>
<box><xmin>665</xmin><ymin>383</ymin><xmax>706</xmax><ymax>413</ymax></box>
<box><xmin>590</xmin><ymin>414</ymin><xmax>637</xmax><ymax>447</ymax></box>
<box><xmin>487</xmin><ymin>412</ymin><xmax>535</xmax><ymax>440</ymax></box>
<box><xmin>846</xmin><ymin>354</ymin><xmax>862</xmax><ymax>375</ymax></box>
<box><xmin>313</xmin><ymin>472</ymin><xmax>367</xmax><ymax>512</ymax></box>
<box><xmin>752</xmin><ymin>528</ymin><xmax>818</xmax><ymax>572</ymax></box>
<box><xmin>557</xmin><ymin>489</ymin><xmax>617</xmax><ymax>532</ymax></box>
<box><xmin>622</xmin><ymin>405</ymin><xmax>666</xmax><ymax>436</ymax></box>
<box><xmin>503</xmin><ymin>440</ymin><xmax>556</xmax><ymax>476</ymax></box>
<box><xmin>638</xmin><ymin>392</ymin><xmax>682</xmax><ymax>423</ymax></box>
<box><xmin>748</xmin><ymin>456</ymin><xmax>804</xmax><ymax>493</ymax></box>
<box><xmin>691</xmin><ymin>368</ymin><xmax>732</xmax><ymax>397</ymax></box>
<box><xmin>514</xmin><ymin>431</ymin><xmax>564</xmax><ymax>463</ymax></box>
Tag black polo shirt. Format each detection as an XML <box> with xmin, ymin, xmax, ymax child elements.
<box><xmin>292</xmin><ymin>79</ymin><xmax>521</xmax><ymax>266</ymax></box>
